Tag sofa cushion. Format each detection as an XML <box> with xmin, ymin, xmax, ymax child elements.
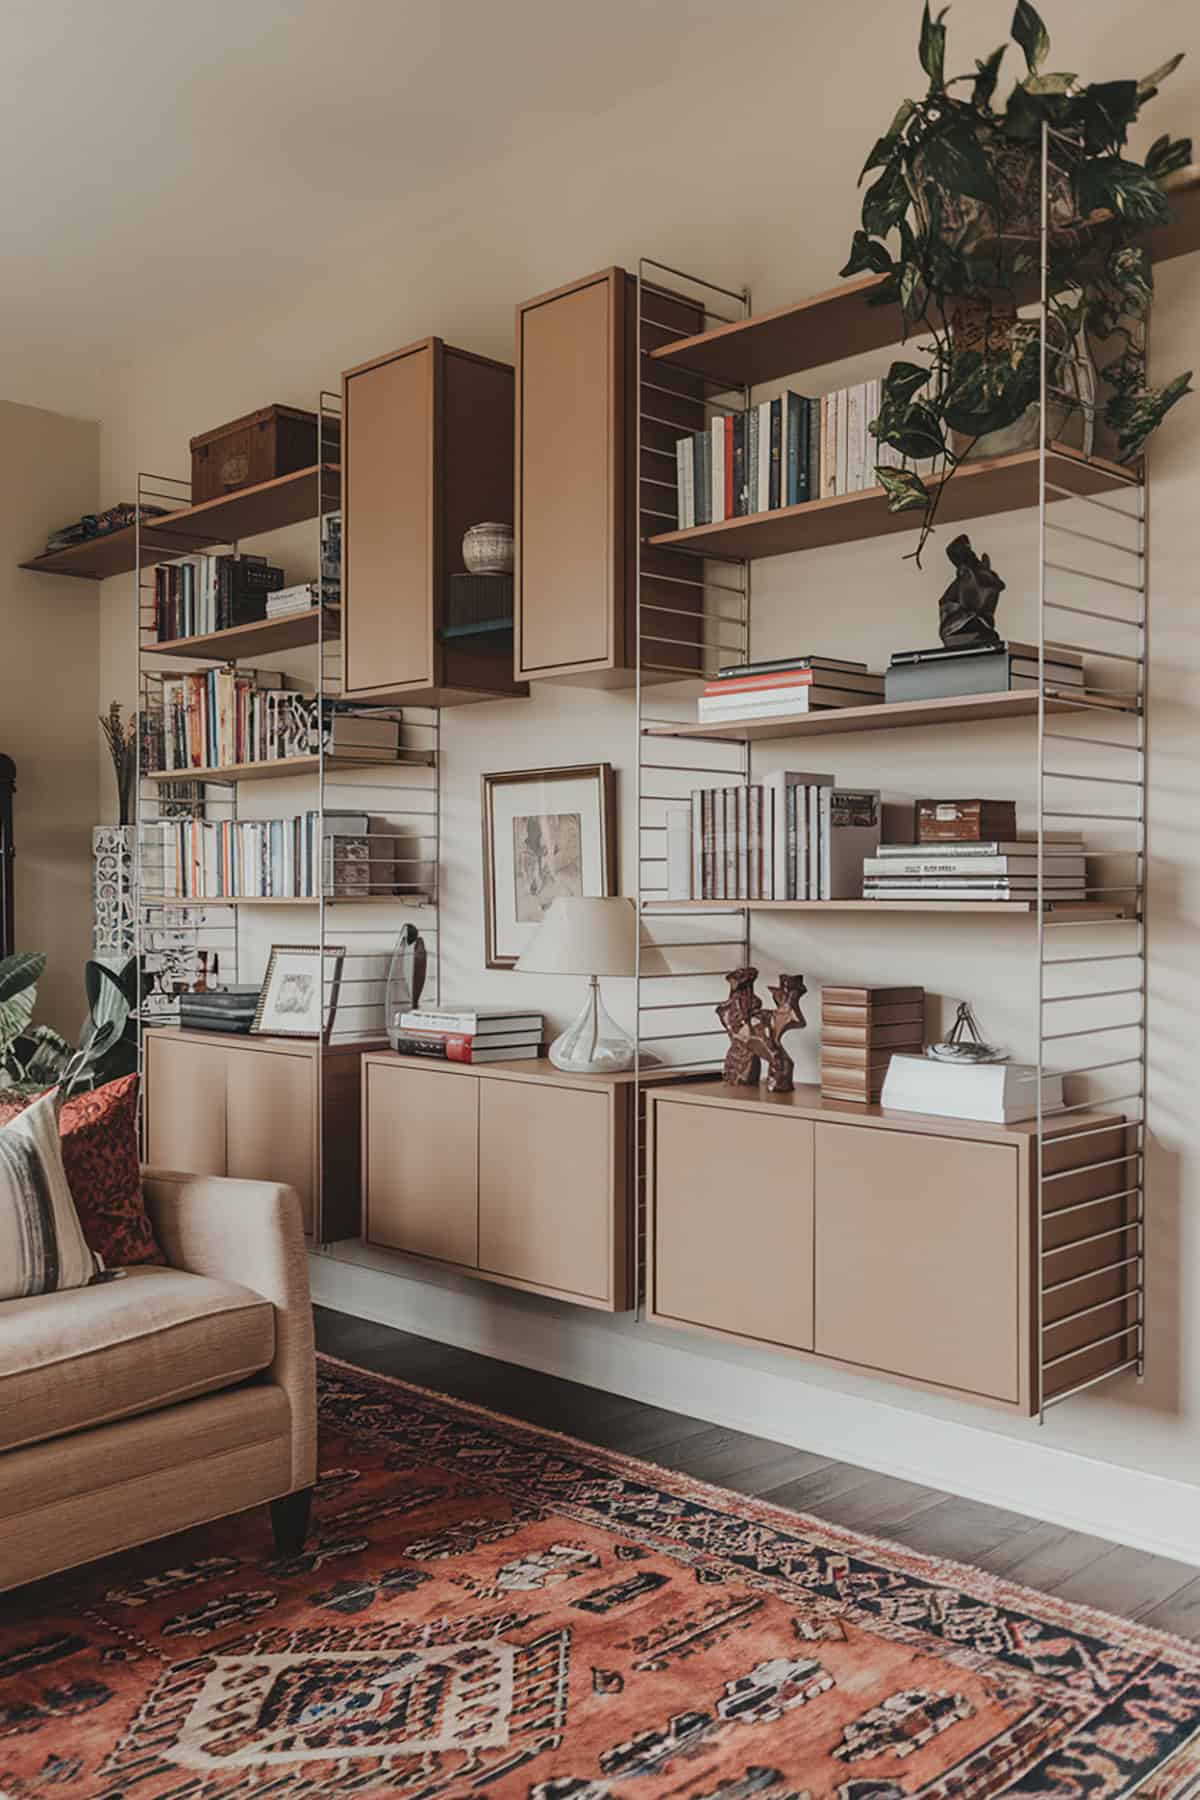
<box><xmin>0</xmin><ymin>1075</ymin><xmax>163</xmax><ymax>1268</ymax></box>
<box><xmin>0</xmin><ymin>1266</ymin><xmax>275</xmax><ymax>1453</ymax></box>
<box><xmin>0</xmin><ymin>1090</ymin><xmax>102</xmax><ymax>1300</ymax></box>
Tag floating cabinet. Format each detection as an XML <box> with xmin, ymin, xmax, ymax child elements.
<box><xmin>647</xmin><ymin>1084</ymin><xmax>1139</xmax><ymax>1416</ymax></box>
<box><xmin>143</xmin><ymin>1028</ymin><xmax>362</xmax><ymax>1243</ymax></box>
<box><xmin>361</xmin><ymin>1053</ymin><xmax>642</xmax><ymax>1310</ymax></box>
<box><xmin>515</xmin><ymin>268</ymin><xmax>706</xmax><ymax>686</ymax></box>
<box><xmin>342</xmin><ymin>337</ymin><xmax>526</xmax><ymax>707</ymax></box>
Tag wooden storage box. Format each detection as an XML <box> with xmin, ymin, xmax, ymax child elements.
<box><xmin>914</xmin><ymin>798</ymin><xmax>1017</xmax><ymax>842</ymax></box>
<box><xmin>190</xmin><ymin>404</ymin><xmax>335</xmax><ymax>504</ymax></box>
<box><xmin>820</xmin><ymin>984</ymin><xmax>924</xmax><ymax>1103</ymax></box>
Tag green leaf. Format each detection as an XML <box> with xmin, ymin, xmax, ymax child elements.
<box><xmin>972</xmin><ymin>45</ymin><xmax>1007</xmax><ymax>108</ymax></box>
<box><xmin>1146</xmin><ymin>133</ymin><xmax>1194</xmax><ymax>177</ymax></box>
<box><xmin>1076</xmin><ymin>156</ymin><xmax>1171</xmax><ymax>228</ymax></box>
<box><xmin>919</xmin><ymin>2</ymin><xmax>948</xmax><ymax>89</ymax></box>
<box><xmin>9</xmin><ymin>1023</ymin><xmax>72</xmax><ymax>1086</ymax></box>
<box><xmin>0</xmin><ymin>952</ymin><xmax>45</xmax><ymax>1006</ymax></box>
<box><xmin>859</xmin><ymin>99</ymin><xmax>916</xmax><ymax>182</ymax></box>
<box><xmin>874</xmin><ymin>398</ymin><xmax>945</xmax><ymax>461</ymax></box>
<box><xmin>942</xmin><ymin>341</ymin><xmax>1040</xmax><ymax>437</ymax></box>
<box><xmin>882</xmin><ymin>361</ymin><xmax>931</xmax><ymax>407</ymax></box>
<box><xmin>919</xmin><ymin>119</ymin><xmax>999</xmax><ymax>206</ymax></box>
<box><xmin>1077</xmin><ymin>79</ymin><xmax>1140</xmax><ymax>153</ymax></box>
<box><xmin>840</xmin><ymin>230</ymin><xmax>895</xmax><ymax>278</ymax></box>
<box><xmin>861</xmin><ymin>159</ymin><xmax>911</xmax><ymax>237</ymax></box>
<box><xmin>1106</xmin><ymin>370</ymin><xmax>1192</xmax><ymax>459</ymax></box>
<box><xmin>0</xmin><ymin>985</ymin><xmax>38</xmax><ymax>1059</ymax></box>
<box><xmin>1139</xmin><ymin>53</ymin><xmax>1184</xmax><ymax>101</ymax></box>
<box><xmin>1012</xmin><ymin>0</ymin><xmax>1050</xmax><ymax>75</ymax></box>
<box><xmin>877</xmin><ymin>466</ymin><xmax>932</xmax><ymax>511</ymax></box>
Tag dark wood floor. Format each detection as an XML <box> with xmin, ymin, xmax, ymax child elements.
<box><xmin>314</xmin><ymin>1305</ymin><xmax>1200</xmax><ymax>1641</ymax></box>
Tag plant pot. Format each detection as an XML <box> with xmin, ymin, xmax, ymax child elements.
<box><xmin>946</xmin><ymin>298</ymin><xmax>1094</xmax><ymax>461</ymax></box>
<box><xmin>911</xmin><ymin>128</ymin><xmax>1080</xmax><ymax>259</ymax></box>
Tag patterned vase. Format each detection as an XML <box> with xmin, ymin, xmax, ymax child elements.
<box><xmin>92</xmin><ymin>825</ymin><xmax>136</xmax><ymax>959</ymax></box>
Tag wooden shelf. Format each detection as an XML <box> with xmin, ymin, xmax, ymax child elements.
<box><xmin>144</xmin><ymin>751</ymin><xmax>433</xmax><ymax>785</ymax></box>
<box><xmin>642</xmin><ymin>899</ymin><xmax>1135</xmax><ymax>920</ymax></box>
<box><xmin>649</xmin><ymin>446</ymin><xmax>1134</xmax><ymax>561</ymax></box>
<box><xmin>20</xmin><ymin>464</ymin><xmax>340</xmax><ymax>582</ymax></box>
<box><xmin>649</xmin><ymin>168</ymin><xmax>1200</xmax><ymax>389</ymax></box>
<box><xmin>143</xmin><ymin>607</ymin><xmax>337</xmax><ymax>661</ymax></box>
<box><xmin>644</xmin><ymin>686</ymin><xmax>1137</xmax><ymax>744</ymax></box>
<box><xmin>141</xmin><ymin>893</ymin><xmax>431</xmax><ymax>908</ymax></box>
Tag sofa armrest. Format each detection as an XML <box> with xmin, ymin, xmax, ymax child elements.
<box><xmin>141</xmin><ymin>1169</ymin><xmax>316</xmax><ymax>1490</ymax></box>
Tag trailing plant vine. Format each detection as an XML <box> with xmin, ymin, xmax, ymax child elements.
<box><xmin>843</xmin><ymin>0</ymin><xmax>1193</xmax><ymax>561</ymax></box>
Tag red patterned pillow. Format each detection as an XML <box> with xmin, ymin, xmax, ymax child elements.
<box><xmin>0</xmin><ymin>1075</ymin><xmax>163</xmax><ymax>1267</ymax></box>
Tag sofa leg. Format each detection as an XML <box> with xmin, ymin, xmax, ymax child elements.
<box><xmin>270</xmin><ymin>1487</ymin><xmax>313</xmax><ymax>1556</ymax></box>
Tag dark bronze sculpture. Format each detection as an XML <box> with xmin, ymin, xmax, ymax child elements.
<box><xmin>718</xmin><ymin>966</ymin><xmax>807</xmax><ymax>1093</ymax></box>
<box><xmin>938</xmin><ymin>533</ymin><xmax>1005</xmax><ymax>651</ymax></box>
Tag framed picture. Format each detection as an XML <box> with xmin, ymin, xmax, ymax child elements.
<box><xmin>482</xmin><ymin>763</ymin><xmax>616</xmax><ymax>969</ymax></box>
<box><xmin>251</xmin><ymin>944</ymin><xmax>346</xmax><ymax>1042</ymax></box>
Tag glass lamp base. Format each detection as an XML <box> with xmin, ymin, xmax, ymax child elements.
<box><xmin>548</xmin><ymin>976</ymin><xmax>634</xmax><ymax>1074</ymax></box>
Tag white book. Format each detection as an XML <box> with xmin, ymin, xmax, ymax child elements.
<box><xmin>676</xmin><ymin>438</ymin><xmax>693</xmax><ymax>530</ymax></box>
<box><xmin>863</xmin><ymin>883</ymin><xmax>1083</xmax><ymax>900</ymax></box>
<box><xmin>881</xmin><ymin>1055</ymin><xmax>1064</xmax><ymax>1123</ymax></box>
<box><xmin>807</xmin><ymin>786</ymin><xmax>821</xmax><ymax>898</ymax></box>
<box><xmin>764</xmin><ymin>770</ymin><xmax>836</xmax><ymax>900</ymax></box>
<box><xmin>690</xmin><ymin>790</ymin><xmax>704</xmax><ymax>900</ymax></box>
<box><xmin>757</xmin><ymin>400</ymin><xmax>771</xmax><ymax>513</ymax></box>
<box><xmin>666</xmin><ymin>806</ymin><xmax>691</xmax><ymax>899</ymax></box>
<box><xmin>819</xmin><ymin>394</ymin><xmax>834</xmax><ymax>498</ymax></box>
<box><xmin>400</xmin><ymin>1007</ymin><xmax>543</xmax><ymax>1034</ymax></box>
<box><xmin>711</xmin><ymin>418</ymin><xmax>726</xmax><ymax>524</ymax></box>
<box><xmin>846</xmin><ymin>384</ymin><xmax>862</xmax><ymax>492</ymax></box>
<box><xmin>864</xmin><ymin>854</ymin><xmax>1085</xmax><ymax>878</ymax></box>
<box><xmin>835</xmin><ymin>388</ymin><xmax>849</xmax><ymax>496</ymax></box>
<box><xmin>878</xmin><ymin>836</ymin><xmax>1083</xmax><ymax>857</ymax></box>
<box><xmin>697</xmin><ymin>688</ymin><xmax>882</xmax><ymax>721</ymax></box>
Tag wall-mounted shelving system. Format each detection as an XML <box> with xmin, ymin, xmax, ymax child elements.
<box><xmin>631</xmin><ymin>135</ymin><xmax>1187</xmax><ymax>1418</ymax></box>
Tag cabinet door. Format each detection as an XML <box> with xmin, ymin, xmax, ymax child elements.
<box><xmin>364</xmin><ymin>1063</ymin><xmax>479</xmax><ymax>1267</ymax></box>
<box><xmin>652</xmin><ymin>1101</ymin><xmax>814</xmax><ymax>1350</ymax></box>
<box><xmin>225</xmin><ymin>1048</ymin><xmax>317</xmax><ymax>1237</ymax></box>
<box><xmin>144</xmin><ymin>1034</ymin><xmax>228</xmax><ymax>1177</ymax></box>
<box><xmin>517</xmin><ymin>271</ymin><xmax>624</xmax><ymax>677</ymax></box>
<box><xmin>478</xmin><ymin>1080</ymin><xmax>614</xmax><ymax>1302</ymax></box>
<box><xmin>343</xmin><ymin>341</ymin><xmax>434</xmax><ymax>696</ymax></box>
<box><xmin>814</xmin><ymin>1123</ymin><xmax>1021</xmax><ymax>1402</ymax></box>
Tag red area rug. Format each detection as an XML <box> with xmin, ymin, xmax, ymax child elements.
<box><xmin>1</xmin><ymin>1355</ymin><xmax>1198</xmax><ymax>1797</ymax></box>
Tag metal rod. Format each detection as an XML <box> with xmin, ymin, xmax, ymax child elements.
<box><xmin>1044</xmin><ymin>1254</ymin><xmax>1140</xmax><ymax>1295</ymax></box>
<box><xmin>1041</xmin><ymin>769</ymin><xmax>1142</xmax><ymax>786</ymax></box>
<box><xmin>1044</xmin><ymin>598</ymin><xmax>1142</xmax><ymax>627</ymax></box>
<box><xmin>1043</xmin><ymin>481</ymin><xmax>1142</xmax><ymax>520</ymax></box>
<box><xmin>1043</xmin><ymin>1220</ymin><xmax>1138</xmax><ymax>1256</ymax></box>
<box><xmin>1046</xmin><ymin>1291</ymin><xmax>1141</xmax><ymax>1331</ymax></box>
<box><xmin>1042</xmin><ymin>1357</ymin><xmax>1141</xmax><ymax>1408</ymax></box>
<box><xmin>1045</xmin><ymin>639</ymin><xmax>1144</xmax><ymax>666</ymax></box>
<box><xmin>1044</xmin><ymin>561</ymin><xmax>1144</xmax><ymax>595</ymax></box>
<box><xmin>641</xmin><ymin>258</ymin><xmax>749</xmax><ymax>303</ymax></box>
<box><xmin>1044</xmin><ymin>520</ymin><xmax>1143</xmax><ymax>558</ymax></box>
<box><xmin>1042</xmin><ymin>1324</ymin><xmax>1141</xmax><ymax>1370</ymax></box>
<box><xmin>1044</xmin><ymin>1184</ymin><xmax>1142</xmax><ymax>1216</ymax></box>
<box><xmin>640</xmin><ymin>569</ymin><xmax>747</xmax><ymax>596</ymax></box>
<box><xmin>1042</xmin><ymin>1020</ymin><xmax>1143</xmax><ymax>1041</ymax></box>
<box><xmin>1043</xmin><ymin>986</ymin><xmax>1143</xmax><ymax>1003</ymax></box>
<box><xmin>1042</xmin><ymin>731</ymin><xmax>1141</xmax><ymax>751</ymax></box>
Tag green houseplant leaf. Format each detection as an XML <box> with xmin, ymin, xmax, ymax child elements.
<box><xmin>919</xmin><ymin>3</ymin><xmax>948</xmax><ymax>89</ymax></box>
<box><xmin>1012</xmin><ymin>0</ymin><xmax>1050</xmax><ymax>75</ymax></box>
<box><xmin>0</xmin><ymin>952</ymin><xmax>45</xmax><ymax>1008</ymax></box>
<box><xmin>876</xmin><ymin>466</ymin><xmax>932</xmax><ymax>511</ymax></box>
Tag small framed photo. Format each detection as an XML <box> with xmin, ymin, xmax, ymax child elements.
<box><xmin>252</xmin><ymin>944</ymin><xmax>345</xmax><ymax>1041</ymax></box>
<box><xmin>482</xmin><ymin>763</ymin><xmax>616</xmax><ymax>969</ymax></box>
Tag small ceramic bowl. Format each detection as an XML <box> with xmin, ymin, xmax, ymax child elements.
<box><xmin>462</xmin><ymin>521</ymin><xmax>514</xmax><ymax>575</ymax></box>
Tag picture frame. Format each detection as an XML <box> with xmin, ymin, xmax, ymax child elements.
<box><xmin>251</xmin><ymin>943</ymin><xmax>346</xmax><ymax>1042</ymax></box>
<box><xmin>481</xmin><ymin>763</ymin><xmax>616</xmax><ymax>969</ymax></box>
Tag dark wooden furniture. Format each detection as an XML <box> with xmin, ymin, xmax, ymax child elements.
<box><xmin>341</xmin><ymin>337</ymin><xmax>526</xmax><ymax>707</ymax></box>
<box><xmin>143</xmin><ymin>1027</ymin><xmax>365</xmax><ymax>1243</ymax></box>
<box><xmin>646</xmin><ymin>1082</ymin><xmax>1137</xmax><ymax>1417</ymax></box>
<box><xmin>190</xmin><ymin>404</ymin><xmax>330</xmax><ymax>504</ymax></box>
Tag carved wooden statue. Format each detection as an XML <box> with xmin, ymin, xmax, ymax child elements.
<box><xmin>938</xmin><ymin>532</ymin><xmax>1005</xmax><ymax>651</ymax></box>
<box><xmin>718</xmin><ymin>966</ymin><xmax>808</xmax><ymax>1094</ymax></box>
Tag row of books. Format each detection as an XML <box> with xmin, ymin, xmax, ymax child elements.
<box><xmin>153</xmin><ymin>555</ymin><xmax>284</xmax><ymax>641</ymax></box>
<box><xmin>862</xmin><ymin>836</ymin><xmax>1086</xmax><ymax>902</ymax></box>
<box><xmin>145</xmin><ymin>810</ymin><xmax>385</xmax><ymax>900</ymax></box>
<box><xmin>698</xmin><ymin>656</ymin><xmax>883</xmax><ymax>725</ymax></box>
<box><xmin>151</xmin><ymin>673</ymin><xmax>401</xmax><ymax>772</ymax></box>
<box><xmin>391</xmin><ymin>1004</ymin><xmax>544</xmax><ymax>1064</ymax></box>
<box><xmin>665</xmin><ymin>774</ymin><xmax>880</xmax><ymax>902</ymax></box>
<box><xmin>884</xmin><ymin>640</ymin><xmax>1086</xmax><ymax>703</ymax></box>
<box><xmin>673</xmin><ymin>379</ymin><xmax>926</xmax><ymax>528</ymax></box>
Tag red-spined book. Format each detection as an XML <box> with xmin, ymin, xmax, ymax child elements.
<box><xmin>703</xmin><ymin>668</ymin><xmax>884</xmax><ymax>697</ymax></box>
<box><xmin>391</xmin><ymin>1031</ymin><xmax>542</xmax><ymax>1064</ymax></box>
<box><xmin>723</xmin><ymin>415</ymin><xmax>735</xmax><ymax>520</ymax></box>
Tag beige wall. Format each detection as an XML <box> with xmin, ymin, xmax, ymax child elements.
<box><xmin>91</xmin><ymin>0</ymin><xmax>1198</xmax><ymax>1496</ymax></box>
<box><xmin>1</xmin><ymin>401</ymin><xmax>100</xmax><ymax>1033</ymax></box>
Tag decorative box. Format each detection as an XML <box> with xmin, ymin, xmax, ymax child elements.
<box><xmin>189</xmin><ymin>404</ymin><xmax>338</xmax><ymax>505</ymax></box>
<box><xmin>914</xmin><ymin>799</ymin><xmax>1018</xmax><ymax>843</ymax></box>
<box><xmin>820</xmin><ymin>984</ymin><xmax>925</xmax><ymax>1105</ymax></box>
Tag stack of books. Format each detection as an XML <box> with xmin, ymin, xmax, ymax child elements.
<box><xmin>881</xmin><ymin>1055</ymin><xmax>1065</xmax><ymax>1124</ymax></box>
<box><xmin>667</xmin><ymin>774</ymin><xmax>879</xmax><ymax>901</ymax></box>
<box><xmin>863</xmin><ymin>835</ymin><xmax>1087</xmax><ymax>903</ymax></box>
<box><xmin>698</xmin><ymin>656</ymin><xmax>883</xmax><ymax>725</ymax></box>
<box><xmin>266</xmin><ymin>581</ymin><xmax>320</xmax><ymax>619</ymax></box>
<box><xmin>821</xmin><ymin>985</ymin><xmax>925</xmax><ymax>1104</ymax></box>
<box><xmin>154</xmin><ymin>554</ymin><xmax>284</xmax><ymax>639</ymax></box>
<box><xmin>321</xmin><ymin>512</ymin><xmax>341</xmax><ymax>602</ymax></box>
<box><xmin>391</xmin><ymin>1005</ymin><xmax>544</xmax><ymax>1064</ymax></box>
<box><xmin>885</xmin><ymin>640</ymin><xmax>1085</xmax><ymax>703</ymax></box>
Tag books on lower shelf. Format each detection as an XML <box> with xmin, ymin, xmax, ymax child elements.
<box><xmin>147</xmin><ymin>812</ymin><xmax>394</xmax><ymax>900</ymax></box>
<box><xmin>393</xmin><ymin>1006</ymin><xmax>544</xmax><ymax>1063</ymax></box>
<box><xmin>697</xmin><ymin>658</ymin><xmax>884</xmax><ymax>723</ymax></box>
<box><xmin>885</xmin><ymin>640</ymin><xmax>1085</xmax><ymax>703</ymax></box>
<box><xmin>881</xmin><ymin>1054</ymin><xmax>1065</xmax><ymax>1123</ymax></box>
<box><xmin>863</xmin><ymin>834</ymin><xmax>1086</xmax><ymax>902</ymax></box>
<box><xmin>669</xmin><ymin>775</ymin><xmax>880</xmax><ymax>901</ymax></box>
<box><xmin>154</xmin><ymin>554</ymin><xmax>284</xmax><ymax>640</ymax></box>
<box><xmin>399</xmin><ymin>1007</ymin><xmax>543</xmax><ymax>1035</ymax></box>
<box><xmin>390</xmin><ymin>1032</ymin><xmax>543</xmax><ymax>1064</ymax></box>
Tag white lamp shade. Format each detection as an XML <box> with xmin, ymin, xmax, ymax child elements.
<box><xmin>515</xmin><ymin>896</ymin><xmax>636</xmax><ymax>978</ymax></box>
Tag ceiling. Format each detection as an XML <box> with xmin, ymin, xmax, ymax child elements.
<box><xmin>2</xmin><ymin>0</ymin><xmax>1194</xmax><ymax>418</ymax></box>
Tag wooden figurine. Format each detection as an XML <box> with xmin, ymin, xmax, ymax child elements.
<box><xmin>718</xmin><ymin>966</ymin><xmax>808</xmax><ymax>1093</ymax></box>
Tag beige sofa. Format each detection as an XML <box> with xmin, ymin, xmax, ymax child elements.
<box><xmin>0</xmin><ymin>1169</ymin><xmax>316</xmax><ymax>1593</ymax></box>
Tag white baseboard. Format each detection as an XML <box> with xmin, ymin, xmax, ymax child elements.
<box><xmin>309</xmin><ymin>1250</ymin><xmax>1200</xmax><ymax>1565</ymax></box>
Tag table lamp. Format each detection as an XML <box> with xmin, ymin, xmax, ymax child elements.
<box><xmin>515</xmin><ymin>896</ymin><xmax>636</xmax><ymax>1073</ymax></box>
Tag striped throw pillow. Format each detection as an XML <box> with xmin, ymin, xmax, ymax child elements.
<box><xmin>0</xmin><ymin>1089</ymin><xmax>104</xmax><ymax>1300</ymax></box>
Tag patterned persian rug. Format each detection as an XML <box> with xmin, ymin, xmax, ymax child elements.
<box><xmin>1</xmin><ymin>1357</ymin><xmax>1198</xmax><ymax>1798</ymax></box>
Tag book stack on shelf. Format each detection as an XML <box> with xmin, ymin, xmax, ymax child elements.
<box><xmin>881</xmin><ymin>1055</ymin><xmax>1065</xmax><ymax>1124</ymax></box>
<box><xmin>147</xmin><ymin>811</ymin><xmax>391</xmax><ymax>902</ymax></box>
<box><xmin>665</xmin><ymin>773</ymin><xmax>880</xmax><ymax>901</ymax></box>
<box><xmin>821</xmin><ymin>985</ymin><xmax>925</xmax><ymax>1104</ymax></box>
<box><xmin>885</xmin><ymin>640</ymin><xmax>1085</xmax><ymax>703</ymax></box>
<box><xmin>266</xmin><ymin>580</ymin><xmax>320</xmax><ymax>620</ymax></box>
<box><xmin>863</xmin><ymin>836</ymin><xmax>1087</xmax><ymax>903</ymax></box>
<box><xmin>391</xmin><ymin>1004</ymin><xmax>544</xmax><ymax>1064</ymax></box>
<box><xmin>154</xmin><ymin>555</ymin><xmax>284</xmax><ymax>640</ymax></box>
<box><xmin>697</xmin><ymin>655</ymin><xmax>883</xmax><ymax>725</ymax></box>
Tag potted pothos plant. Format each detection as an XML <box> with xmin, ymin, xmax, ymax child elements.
<box><xmin>842</xmin><ymin>0</ymin><xmax>1193</xmax><ymax>560</ymax></box>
